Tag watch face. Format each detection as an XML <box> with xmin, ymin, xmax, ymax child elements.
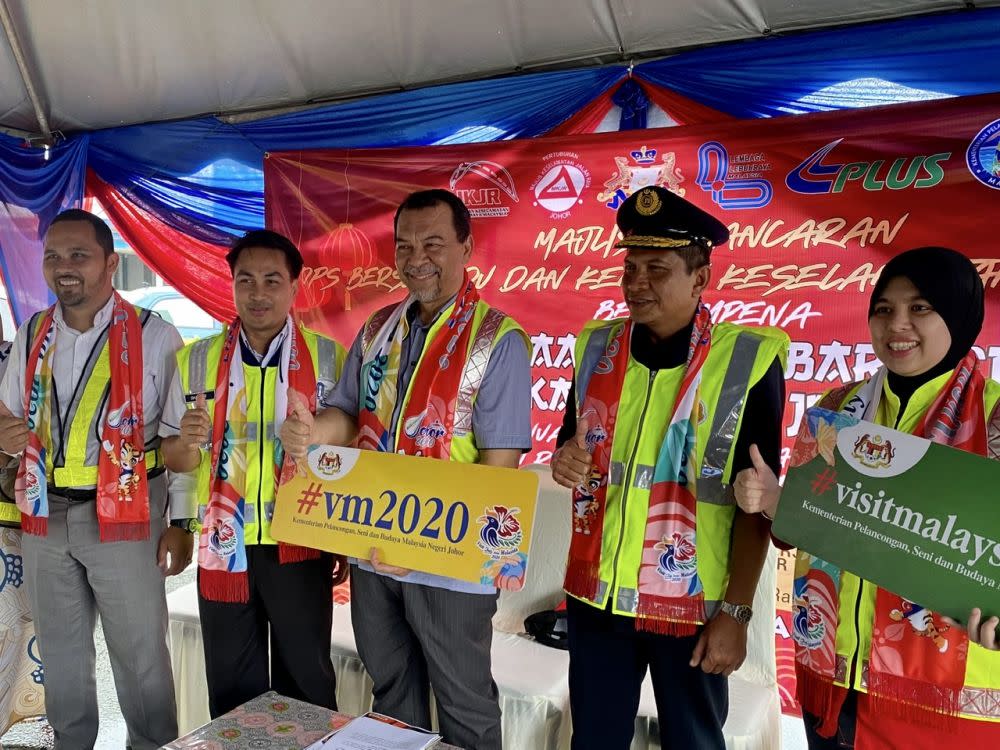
<box><xmin>724</xmin><ymin>603</ymin><xmax>752</xmax><ymax>624</ymax></box>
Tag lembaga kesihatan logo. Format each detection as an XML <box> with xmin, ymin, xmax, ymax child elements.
<box><xmin>476</xmin><ymin>505</ymin><xmax>523</xmax><ymax>559</ymax></box>
<box><xmin>966</xmin><ymin>118</ymin><xmax>1000</xmax><ymax>190</ymax></box>
<box><xmin>852</xmin><ymin>433</ymin><xmax>895</xmax><ymax>470</ymax></box>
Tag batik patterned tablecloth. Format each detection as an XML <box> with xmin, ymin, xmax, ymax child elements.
<box><xmin>163</xmin><ymin>692</ymin><xmax>458</xmax><ymax>750</ymax></box>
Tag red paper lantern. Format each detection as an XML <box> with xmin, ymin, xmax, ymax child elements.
<box><xmin>319</xmin><ymin>223</ymin><xmax>376</xmax><ymax>310</ymax></box>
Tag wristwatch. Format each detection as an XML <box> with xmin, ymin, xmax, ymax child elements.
<box><xmin>170</xmin><ymin>518</ymin><xmax>199</xmax><ymax>534</ymax></box>
<box><xmin>719</xmin><ymin>601</ymin><xmax>753</xmax><ymax>625</ymax></box>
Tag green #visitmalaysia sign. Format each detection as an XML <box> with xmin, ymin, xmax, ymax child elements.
<box><xmin>774</xmin><ymin>407</ymin><xmax>1000</xmax><ymax>621</ymax></box>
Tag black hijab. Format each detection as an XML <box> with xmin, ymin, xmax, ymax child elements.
<box><xmin>868</xmin><ymin>246</ymin><xmax>985</xmax><ymax>411</ymax></box>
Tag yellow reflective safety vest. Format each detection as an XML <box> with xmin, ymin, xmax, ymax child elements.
<box><xmin>568</xmin><ymin>319</ymin><xmax>789</xmax><ymax>618</ymax></box>
<box><xmin>24</xmin><ymin>307</ymin><xmax>164</xmax><ymax>491</ymax></box>
<box><xmin>177</xmin><ymin>325</ymin><xmax>344</xmax><ymax>546</ymax></box>
<box><xmin>819</xmin><ymin>373</ymin><xmax>1000</xmax><ymax>722</ymax></box>
<box><xmin>360</xmin><ymin>299</ymin><xmax>527</xmax><ymax>464</ymax></box>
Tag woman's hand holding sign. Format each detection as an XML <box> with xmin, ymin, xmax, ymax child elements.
<box><xmin>945</xmin><ymin>607</ymin><xmax>1000</xmax><ymax>650</ymax></box>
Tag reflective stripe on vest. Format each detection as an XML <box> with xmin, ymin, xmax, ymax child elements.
<box><xmin>315</xmin><ymin>336</ymin><xmax>336</xmax><ymax>397</ymax></box>
<box><xmin>697</xmin><ymin>331</ymin><xmax>762</xmax><ymax>505</ymax></box>
<box><xmin>0</xmin><ymin>499</ymin><xmax>19</xmax><ymax>526</ymax></box>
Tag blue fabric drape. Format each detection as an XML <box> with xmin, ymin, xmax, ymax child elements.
<box><xmin>613</xmin><ymin>79</ymin><xmax>650</xmax><ymax>130</ymax></box>
<box><xmin>0</xmin><ymin>133</ymin><xmax>88</xmax><ymax>326</ymax></box>
<box><xmin>86</xmin><ymin>67</ymin><xmax>625</xmax><ymax>241</ymax></box>
<box><xmin>635</xmin><ymin>8</ymin><xmax>1000</xmax><ymax>118</ymax></box>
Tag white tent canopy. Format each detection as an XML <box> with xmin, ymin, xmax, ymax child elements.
<box><xmin>1</xmin><ymin>0</ymin><xmax>996</xmax><ymax>137</ymax></box>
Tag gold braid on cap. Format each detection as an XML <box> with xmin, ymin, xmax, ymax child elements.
<box><xmin>615</xmin><ymin>235</ymin><xmax>697</xmax><ymax>249</ymax></box>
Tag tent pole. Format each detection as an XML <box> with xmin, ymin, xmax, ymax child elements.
<box><xmin>0</xmin><ymin>0</ymin><xmax>52</xmax><ymax>142</ymax></box>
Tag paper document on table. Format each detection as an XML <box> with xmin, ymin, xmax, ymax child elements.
<box><xmin>304</xmin><ymin>713</ymin><xmax>441</xmax><ymax>750</ymax></box>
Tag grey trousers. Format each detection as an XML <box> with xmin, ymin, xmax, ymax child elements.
<box><xmin>22</xmin><ymin>475</ymin><xmax>177</xmax><ymax>750</ymax></box>
<box><xmin>350</xmin><ymin>566</ymin><xmax>502</xmax><ymax>750</ymax></box>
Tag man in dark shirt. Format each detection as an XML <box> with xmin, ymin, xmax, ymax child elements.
<box><xmin>550</xmin><ymin>185</ymin><xmax>788</xmax><ymax>750</ymax></box>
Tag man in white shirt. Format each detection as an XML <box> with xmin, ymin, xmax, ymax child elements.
<box><xmin>0</xmin><ymin>209</ymin><xmax>188</xmax><ymax>750</ymax></box>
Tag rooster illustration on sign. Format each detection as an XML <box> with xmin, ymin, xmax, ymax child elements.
<box><xmin>476</xmin><ymin>505</ymin><xmax>523</xmax><ymax>558</ymax></box>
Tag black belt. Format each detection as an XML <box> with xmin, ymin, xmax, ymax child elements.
<box><xmin>46</xmin><ymin>486</ymin><xmax>96</xmax><ymax>502</ymax></box>
<box><xmin>48</xmin><ymin>467</ymin><xmax>165</xmax><ymax>503</ymax></box>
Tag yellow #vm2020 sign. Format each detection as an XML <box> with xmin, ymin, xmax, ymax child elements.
<box><xmin>271</xmin><ymin>445</ymin><xmax>540</xmax><ymax>589</ymax></box>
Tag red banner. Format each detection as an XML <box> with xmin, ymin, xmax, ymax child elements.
<box><xmin>265</xmin><ymin>93</ymin><xmax>1000</xmax><ymax>467</ymax></box>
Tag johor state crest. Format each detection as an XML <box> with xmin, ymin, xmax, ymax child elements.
<box><xmin>476</xmin><ymin>505</ymin><xmax>523</xmax><ymax>559</ymax></box>
<box><xmin>597</xmin><ymin>146</ymin><xmax>685</xmax><ymax>210</ymax></box>
<box><xmin>852</xmin><ymin>433</ymin><xmax>894</xmax><ymax>469</ymax></box>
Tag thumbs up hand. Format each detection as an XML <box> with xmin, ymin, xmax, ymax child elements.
<box><xmin>178</xmin><ymin>393</ymin><xmax>212</xmax><ymax>451</ymax></box>
<box><xmin>0</xmin><ymin>401</ymin><xmax>30</xmax><ymax>456</ymax></box>
<box><xmin>734</xmin><ymin>443</ymin><xmax>780</xmax><ymax>518</ymax></box>
<box><xmin>551</xmin><ymin>415</ymin><xmax>596</xmax><ymax>490</ymax></box>
<box><xmin>280</xmin><ymin>390</ymin><xmax>315</xmax><ymax>463</ymax></box>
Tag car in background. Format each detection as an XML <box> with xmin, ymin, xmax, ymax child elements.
<box><xmin>121</xmin><ymin>286</ymin><xmax>223</xmax><ymax>343</ymax></box>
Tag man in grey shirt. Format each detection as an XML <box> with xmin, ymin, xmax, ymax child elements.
<box><xmin>281</xmin><ymin>189</ymin><xmax>531</xmax><ymax>750</ymax></box>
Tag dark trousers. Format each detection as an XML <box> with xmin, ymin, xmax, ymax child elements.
<box><xmin>350</xmin><ymin>565</ymin><xmax>502</xmax><ymax>750</ymax></box>
<box><xmin>567</xmin><ymin>597</ymin><xmax>728</xmax><ymax>750</ymax></box>
<box><xmin>804</xmin><ymin>692</ymin><xmax>858</xmax><ymax>749</ymax></box>
<box><xmin>198</xmin><ymin>545</ymin><xmax>337</xmax><ymax>717</ymax></box>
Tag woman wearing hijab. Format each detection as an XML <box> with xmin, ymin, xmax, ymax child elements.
<box><xmin>735</xmin><ymin>247</ymin><xmax>1000</xmax><ymax>747</ymax></box>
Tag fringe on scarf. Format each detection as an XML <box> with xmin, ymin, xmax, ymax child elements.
<box><xmin>796</xmin><ymin>667</ymin><xmax>848</xmax><ymax>738</ymax></box>
<box><xmin>199</xmin><ymin>569</ymin><xmax>250</xmax><ymax>604</ymax></box>
<box><xmin>278</xmin><ymin>543</ymin><xmax>322</xmax><ymax>564</ymax></box>
<box><xmin>20</xmin><ymin>515</ymin><xmax>47</xmax><ymax>537</ymax></box>
<box><xmin>867</xmin><ymin>669</ymin><xmax>962</xmax><ymax>730</ymax></box>
<box><xmin>563</xmin><ymin>561</ymin><xmax>601</xmax><ymax>602</ymax></box>
<box><xmin>98</xmin><ymin>521</ymin><xmax>149</xmax><ymax>543</ymax></box>
<box><xmin>634</xmin><ymin>596</ymin><xmax>704</xmax><ymax>637</ymax></box>
<box><xmin>634</xmin><ymin>615</ymin><xmax>699</xmax><ymax>637</ymax></box>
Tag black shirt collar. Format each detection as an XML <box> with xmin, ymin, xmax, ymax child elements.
<box><xmin>629</xmin><ymin>319</ymin><xmax>695</xmax><ymax>371</ymax></box>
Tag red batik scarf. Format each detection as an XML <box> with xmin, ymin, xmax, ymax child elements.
<box><xmin>357</xmin><ymin>274</ymin><xmax>481</xmax><ymax>459</ymax></box>
<box><xmin>798</xmin><ymin>353</ymin><xmax>985</xmax><ymax>732</ymax></box>
<box><xmin>565</xmin><ymin>305</ymin><xmax>712</xmax><ymax>635</ymax></box>
<box><xmin>198</xmin><ymin>319</ymin><xmax>321</xmax><ymax>603</ymax></box>
<box><xmin>17</xmin><ymin>294</ymin><xmax>150</xmax><ymax>541</ymax></box>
